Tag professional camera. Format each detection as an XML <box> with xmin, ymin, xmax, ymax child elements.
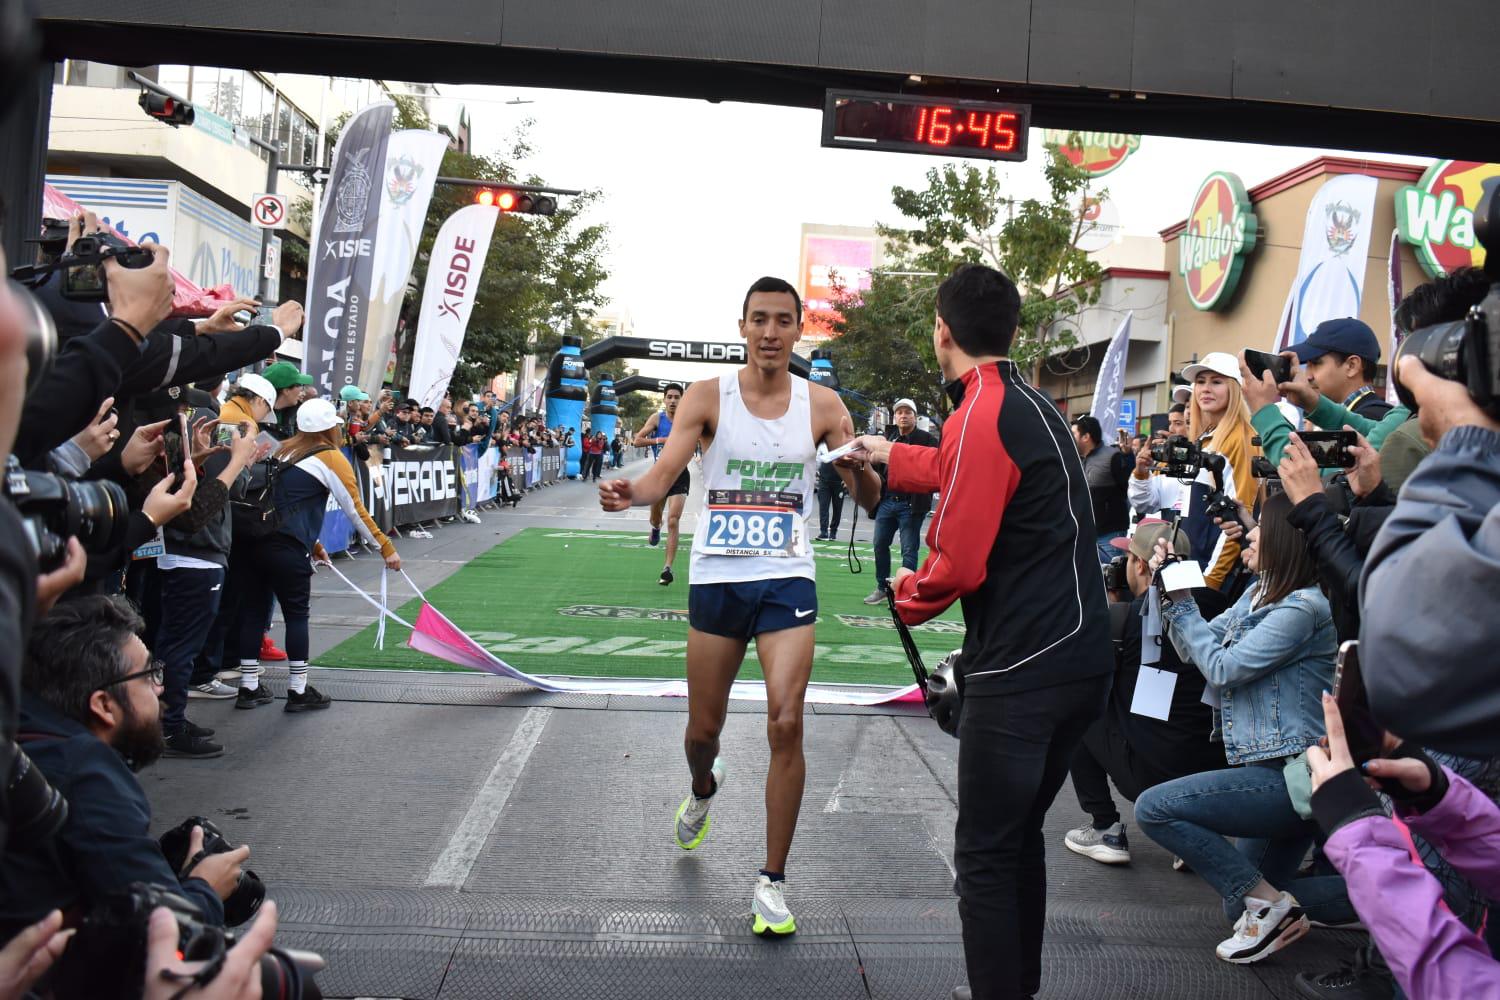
<box><xmin>1103</xmin><ymin>554</ymin><xmax>1129</xmax><ymax>593</ymax></box>
<box><xmin>3</xmin><ymin>455</ymin><xmax>129</xmax><ymax>572</ymax></box>
<box><xmin>1394</xmin><ymin>178</ymin><xmax>1500</xmax><ymax>420</ymax></box>
<box><xmin>1147</xmin><ymin>434</ymin><xmax>1204</xmax><ymax>478</ymax></box>
<box><xmin>2</xmin><ymin>739</ymin><xmax>67</xmax><ymax>847</ymax></box>
<box><xmin>9</xmin><ymin>228</ymin><xmax>154</xmax><ymax>303</ymax></box>
<box><xmin>53</xmin><ymin>883</ymin><xmax>323</xmax><ymax>1000</ymax></box>
<box><xmin>159</xmin><ymin>816</ymin><xmax>266</xmax><ymax>927</ymax></box>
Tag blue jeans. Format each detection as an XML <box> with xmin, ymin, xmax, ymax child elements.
<box><xmin>1096</xmin><ymin>531</ymin><xmax>1126</xmax><ymax>564</ymax></box>
<box><xmin>873</xmin><ymin>496</ymin><xmax>921</xmax><ymax>588</ymax></box>
<box><xmin>157</xmin><ymin>566</ymin><xmax>225</xmax><ymax>737</ymax></box>
<box><xmin>1134</xmin><ymin>761</ymin><xmax>1354</xmax><ymax>925</ymax></box>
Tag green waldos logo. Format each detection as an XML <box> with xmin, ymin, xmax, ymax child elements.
<box><xmin>1395</xmin><ymin>159</ymin><xmax>1499</xmax><ymax>278</ymax></box>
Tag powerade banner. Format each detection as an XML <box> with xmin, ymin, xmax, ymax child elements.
<box><xmin>386</xmin><ymin>445</ymin><xmax>463</xmax><ymax>525</ymax></box>
<box><xmin>303</xmin><ymin>102</ymin><xmax>395</xmax><ymax>398</ymax></box>
<box><xmin>409</xmin><ymin>204</ymin><xmax>500</xmax><ymax>409</ymax></box>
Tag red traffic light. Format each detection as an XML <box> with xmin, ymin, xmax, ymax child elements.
<box><xmin>473</xmin><ymin>187</ymin><xmax>557</xmax><ymax>216</ymax></box>
<box><xmin>138</xmin><ymin>90</ymin><xmax>194</xmax><ymax>128</ymax></box>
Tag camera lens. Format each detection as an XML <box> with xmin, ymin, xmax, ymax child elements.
<box><xmin>3</xmin><ymin>740</ymin><xmax>69</xmax><ymax>847</ymax></box>
<box><xmin>65</xmin><ymin>478</ymin><xmax>128</xmax><ymax>554</ymax></box>
<box><xmin>6</xmin><ymin>279</ymin><xmax>56</xmax><ymax>393</ymax></box>
<box><xmin>1394</xmin><ymin>320</ymin><xmax>1467</xmax><ymax>409</ymax></box>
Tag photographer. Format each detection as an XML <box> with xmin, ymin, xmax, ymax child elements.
<box><xmin>1063</xmin><ymin>521</ymin><xmax>1227</xmax><ymax>866</ymax></box>
<box><xmin>1360</xmin><ymin>354</ymin><xmax>1500</xmax><ymax>758</ymax></box>
<box><xmin>1306</xmin><ymin>697</ymin><xmax>1500</xmax><ymax>999</ymax></box>
<box><xmin>1128</xmin><ymin>402</ymin><xmax>1188</xmax><ymax>518</ymax></box>
<box><xmin>1134</xmin><ymin>494</ymin><xmax>1344</xmax><ymax>964</ymax></box>
<box><xmin>0</xmin><ymin>597</ymin><xmax>248</xmax><ymax>936</ymax></box>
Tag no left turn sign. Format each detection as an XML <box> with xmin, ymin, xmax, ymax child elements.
<box><xmin>251</xmin><ymin>193</ymin><xmax>287</xmax><ymax>229</ymax></box>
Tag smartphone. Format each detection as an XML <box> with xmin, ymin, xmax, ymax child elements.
<box><xmin>162</xmin><ymin>413</ymin><xmax>190</xmax><ymax>494</ymax></box>
<box><xmin>1297</xmin><ymin>430</ymin><xmax>1358</xmax><ymax>468</ymax></box>
<box><xmin>1333</xmin><ymin>640</ymin><xmax>1384</xmax><ymax>767</ymax></box>
<box><xmin>1244</xmin><ymin>349</ymin><xmax>1292</xmax><ymax>385</ymax></box>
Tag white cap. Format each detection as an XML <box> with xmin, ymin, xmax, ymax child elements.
<box><xmin>1181</xmin><ymin>351</ymin><xmax>1244</xmax><ymax>386</ymax></box>
<box><xmin>296</xmin><ymin>397</ymin><xmax>344</xmax><ymax>433</ymax></box>
<box><xmin>1171</xmin><ymin>384</ymin><xmax>1192</xmax><ymax>405</ymax></box>
<box><xmin>238</xmin><ymin>372</ymin><xmax>277</xmax><ymax>408</ymax></box>
<box><xmin>893</xmin><ymin>398</ymin><xmax>918</xmax><ymax>414</ymax></box>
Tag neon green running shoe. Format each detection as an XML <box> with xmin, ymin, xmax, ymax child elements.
<box><xmin>752</xmin><ymin>875</ymin><xmax>796</xmax><ymax>937</ymax></box>
<box><xmin>674</xmin><ymin>757</ymin><xmax>726</xmax><ymax>850</ymax></box>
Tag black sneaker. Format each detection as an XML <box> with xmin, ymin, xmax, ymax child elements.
<box><xmin>659</xmin><ymin>566</ymin><xmax>674</xmax><ymax>586</ymax></box>
<box><xmin>1293</xmin><ymin>948</ymin><xmax>1395</xmax><ymax>999</ymax></box>
<box><xmin>285</xmin><ymin>686</ymin><xmax>333</xmax><ymax>712</ymax></box>
<box><xmin>162</xmin><ymin>732</ymin><xmax>224</xmax><ymax>758</ymax></box>
<box><xmin>184</xmin><ymin>719</ymin><xmax>216</xmax><ymax>739</ymax></box>
<box><xmin>235</xmin><ymin>686</ymin><xmax>274</xmax><ymax>710</ymax></box>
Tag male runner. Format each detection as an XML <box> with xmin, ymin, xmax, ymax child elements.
<box><xmin>601</xmin><ymin>277</ymin><xmax>881</xmax><ymax>937</ymax></box>
<box><xmin>633</xmin><ymin>383</ymin><xmax>690</xmax><ymax>585</ymax></box>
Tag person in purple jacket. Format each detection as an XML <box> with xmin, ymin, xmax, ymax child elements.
<box><xmin>1309</xmin><ymin>694</ymin><xmax>1500</xmax><ymax>1000</ymax></box>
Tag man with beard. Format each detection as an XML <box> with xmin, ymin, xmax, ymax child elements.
<box><xmin>0</xmin><ymin>597</ymin><xmax>250</xmax><ymax>936</ymax></box>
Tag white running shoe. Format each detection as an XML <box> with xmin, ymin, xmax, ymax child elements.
<box><xmin>1216</xmin><ymin>891</ymin><xmax>1310</xmax><ymax>964</ymax></box>
<box><xmin>674</xmin><ymin>758</ymin><xmax>726</xmax><ymax>850</ymax></box>
<box><xmin>217</xmin><ymin>664</ymin><xmax>263</xmax><ymax>682</ymax></box>
<box><xmin>752</xmin><ymin>876</ymin><xmax>796</xmax><ymax>937</ymax></box>
<box><xmin>188</xmin><ymin>680</ymin><xmax>238</xmax><ymax>700</ymax></box>
<box><xmin>1063</xmin><ymin>821</ymin><xmax>1131</xmax><ymax>864</ymax></box>
<box><xmin>862</xmin><ymin>588</ymin><xmax>885</xmax><ymax>605</ymax></box>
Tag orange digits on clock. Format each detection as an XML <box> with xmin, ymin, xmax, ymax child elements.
<box><xmin>915</xmin><ymin>107</ymin><xmax>929</xmax><ymax>143</ymax></box>
<box><xmin>967</xmin><ymin>112</ymin><xmax>990</xmax><ymax>147</ymax></box>
<box><xmin>993</xmin><ymin>112</ymin><xmax>1018</xmax><ymax>151</ymax></box>
<box><xmin>928</xmin><ymin>107</ymin><xmax>953</xmax><ymax>146</ymax></box>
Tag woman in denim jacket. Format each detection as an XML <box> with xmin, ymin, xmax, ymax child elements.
<box><xmin>1135</xmin><ymin>493</ymin><xmax>1342</xmax><ymax>966</ymax></box>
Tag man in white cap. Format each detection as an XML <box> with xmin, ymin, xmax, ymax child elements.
<box><xmin>862</xmin><ymin>397</ymin><xmax>938</xmax><ymax>605</ymax></box>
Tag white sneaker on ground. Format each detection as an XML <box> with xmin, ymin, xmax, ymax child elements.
<box><xmin>1216</xmin><ymin>891</ymin><xmax>1310</xmax><ymax>964</ymax></box>
<box><xmin>216</xmin><ymin>664</ymin><xmax>263</xmax><ymax>682</ymax></box>
<box><xmin>188</xmin><ymin>680</ymin><xmax>238</xmax><ymax>699</ymax></box>
<box><xmin>1063</xmin><ymin>821</ymin><xmax>1131</xmax><ymax>864</ymax></box>
<box><xmin>673</xmin><ymin>758</ymin><xmax>726</xmax><ymax>850</ymax></box>
<box><xmin>862</xmin><ymin>588</ymin><xmax>885</xmax><ymax>605</ymax></box>
<box><xmin>752</xmin><ymin>876</ymin><xmax>796</xmax><ymax>937</ymax></box>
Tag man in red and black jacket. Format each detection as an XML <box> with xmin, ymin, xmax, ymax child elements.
<box><xmin>855</xmin><ymin>263</ymin><xmax>1113</xmax><ymax>1000</ymax></box>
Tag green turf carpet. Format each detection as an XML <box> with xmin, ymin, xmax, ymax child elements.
<box><xmin>317</xmin><ymin>527</ymin><xmax>967</xmax><ymax>687</ymax></box>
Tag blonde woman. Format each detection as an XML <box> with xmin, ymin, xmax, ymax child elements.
<box><xmin>1183</xmin><ymin>352</ymin><xmax>1262</xmax><ymax>589</ymax></box>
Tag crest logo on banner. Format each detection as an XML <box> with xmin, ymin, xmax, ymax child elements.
<box><xmin>1271</xmin><ymin>173</ymin><xmax>1380</xmax><ymax>353</ymax></box>
<box><xmin>1325</xmin><ymin>201</ymin><xmax>1361</xmax><ymax>255</ymax></box>
<box><xmin>1180</xmin><ymin>172</ymin><xmax>1257</xmax><ymax>311</ymax></box>
<box><xmin>334</xmin><ymin>148</ymin><xmax>375</xmax><ymax>232</ymax></box>
<box><xmin>385</xmin><ymin>154</ymin><xmax>424</xmax><ymax>206</ymax></box>
<box><xmin>1043</xmin><ymin>130</ymin><xmax>1141</xmax><ymax>177</ymax></box>
<box><xmin>1395</xmin><ymin>159</ymin><xmax>1499</xmax><ymax>278</ymax></box>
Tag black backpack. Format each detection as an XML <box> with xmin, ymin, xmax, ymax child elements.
<box><xmin>230</xmin><ymin>445</ymin><xmax>333</xmax><ymax>538</ymax></box>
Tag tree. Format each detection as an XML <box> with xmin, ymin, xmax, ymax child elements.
<box><xmin>831</xmin><ymin>142</ymin><xmax>1104</xmax><ymax>408</ymax></box>
<box><xmin>283</xmin><ymin>94</ymin><xmax>611</xmax><ymax>402</ymax></box>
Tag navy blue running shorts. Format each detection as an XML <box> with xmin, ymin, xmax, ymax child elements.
<box><xmin>688</xmin><ymin>578</ymin><xmax>818</xmax><ymax>641</ymax></box>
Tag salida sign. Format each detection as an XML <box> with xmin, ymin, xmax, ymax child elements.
<box><xmin>1042</xmin><ymin>130</ymin><xmax>1141</xmax><ymax>177</ymax></box>
<box><xmin>1180</xmin><ymin>171</ymin><xmax>1258</xmax><ymax>311</ymax></box>
<box><xmin>1396</xmin><ymin>159</ymin><xmax>1498</xmax><ymax>278</ymax></box>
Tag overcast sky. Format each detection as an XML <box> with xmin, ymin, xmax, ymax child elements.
<box><xmin>444</xmin><ymin>84</ymin><xmax>1427</xmax><ymax>381</ymax></box>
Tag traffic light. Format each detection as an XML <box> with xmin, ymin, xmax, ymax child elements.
<box><xmin>138</xmin><ymin>90</ymin><xmax>194</xmax><ymax>127</ymax></box>
<box><xmin>474</xmin><ymin>188</ymin><xmax>557</xmax><ymax>216</ymax></box>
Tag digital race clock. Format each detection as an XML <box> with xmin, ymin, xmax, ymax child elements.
<box><xmin>821</xmin><ymin>90</ymin><xmax>1031</xmax><ymax>162</ymax></box>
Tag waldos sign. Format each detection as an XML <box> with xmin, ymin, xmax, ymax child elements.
<box><xmin>1395</xmin><ymin>159</ymin><xmax>1498</xmax><ymax>278</ymax></box>
<box><xmin>1042</xmin><ymin>130</ymin><xmax>1141</xmax><ymax>177</ymax></box>
<box><xmin>1180</xmin><ymin>171</ymin><xmax>1258</xmax><ymax>311</ymax></box>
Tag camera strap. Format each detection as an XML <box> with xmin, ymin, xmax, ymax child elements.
<box><xmin>883</xmin><ymin>585</ymin><xmax>929</xmax><ymax>691</ymax></box>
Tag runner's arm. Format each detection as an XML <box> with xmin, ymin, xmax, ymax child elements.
<box><xmin>815</xmin><ymin>387</ymin><xmax>881</xmax><ymax>515</ymax></box>
<box><xmin>632</xmin><ymin>412</ymin><xmax>662</xmax><ymax>448</ymax></box>
<box><xmin>620</xmin><ymin>381</ymin><xmax>711</xmax><ymax>507</ymax></box>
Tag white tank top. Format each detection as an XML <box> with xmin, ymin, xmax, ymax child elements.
<box><xmin>690</xmin><ymin>373</ymin><xmax>817</xmax><ymax>585</ymax></box>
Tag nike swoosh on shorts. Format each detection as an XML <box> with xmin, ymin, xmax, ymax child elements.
<box><xmin>794</xmin><ymin>608</ymin><xmax>814</xmax><ymax>618</ymax></box>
